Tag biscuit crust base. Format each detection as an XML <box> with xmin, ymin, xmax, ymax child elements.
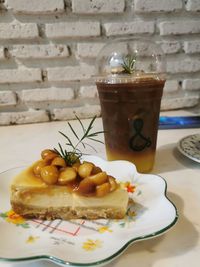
<box><xmin>11</xmin><ymin>201</ymin><xmax>126</xmax><ymax>220</ymax></box>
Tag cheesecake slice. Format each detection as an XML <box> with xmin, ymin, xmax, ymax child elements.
<box><xmin>10</xmin><ymin>151</ymin><xmax>129</xmax><ymax>220</ymax></box>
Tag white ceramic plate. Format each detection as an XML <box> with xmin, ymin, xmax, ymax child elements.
<box><xmin>0</xmin><ymin>156</ymin><xmax>178</xmax><ymax>267</ymax></box>
<box><xmin>177</xmin><ymin>134</ymin><xmax>200</xmax><ymax>163</ymax></box>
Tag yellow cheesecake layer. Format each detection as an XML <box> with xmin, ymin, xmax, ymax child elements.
<box><xmin>11</xmin><ymin>164</ymin><xmax>48</xmax><ymax>188</ymax></box>
<box><xmin>10</xmin><ymin>165</ymin><xmax>129</xmax><ymax>218</ymax></box>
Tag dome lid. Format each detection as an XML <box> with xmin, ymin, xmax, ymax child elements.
<box><xmin>95</xmin><ymin>38</ymin><xmax>166</xmax><ymax>83</ymax></box>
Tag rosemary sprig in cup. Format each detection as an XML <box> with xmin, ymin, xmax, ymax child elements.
<box><xmin>121</xmin><ymin>54</ymin><xmax>137</xmax><ymax>74</ymax></box>
<box><xmin>54</xmin><ymin>116</ymin><xmax>104</xmax><ymax>166</ymax></box>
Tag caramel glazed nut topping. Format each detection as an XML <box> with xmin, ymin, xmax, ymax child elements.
<box><xmin>32</xmin><ymin>149</ymin><xmax>118</xmax><ymax>197</ymax></box>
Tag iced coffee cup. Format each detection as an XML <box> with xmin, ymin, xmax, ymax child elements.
<box><xmin>95</xmin><ymin>38</ymin><xmax>166</xmax><ymax>173</ymax></box>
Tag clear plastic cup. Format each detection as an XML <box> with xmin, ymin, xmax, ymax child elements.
<box><xmin>95</xmin><ymin>38</ymin><xmax>166</xmax><ymax>173</ymax></box>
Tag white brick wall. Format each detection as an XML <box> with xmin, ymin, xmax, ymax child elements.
<box><xmin>52</xmin><ymin>105</ymin><xmax>101</xmax><ymax>121</ymax></box>
<box><xmin>163</xmin><ymin>80</ymin><xmax>179</xmax><ymax>92</ymax></box>
<box><xmin>78</xmin><ymin>85</ymin><xmax>98</xmax><ymax>98</ymax></box>
<box><xmin>104</xmin><ymin>21</ymin><xmax>155</xmax><ymax>36</ymax></box>
<box><xmin>46</xmin><ymin>22</ymin><xmax>101</xmax><ymax>38</ymax></box>
<box><xmin>10</xmin><ymin>45</ymin><xmax>69</xmax><ymax>59</ymax></box>
<box><xmin>185</xmin><ymin>0</ymin><xmax>200</xmax><ymax>11</ymax></box>
<box><xmin>47</xmin><ymin>64</ymin><xmax>95</xmax><ymax>82</ymax></box>
<box><xmin>161</xmin><ymin>95</ymin><xmax>199</xmax><ymax>110</ymax></box>
<box><xmin>159</xmin><ymin>41</ymin><xmax>181</xmax><ymax>54</ymax></box>
<box><xmin>0</xmin><ymin>69</ymin><xmax>41</xmax><ymax>83</ymax></box>
<box><xmin>182</xmin><ymin>79</ymin><xmax>200</xmax><ymax>90</ymax></box>
<box><xmin>159</xmin><ymin>21</ymin><xmax>200</xmax><ymax>35</ymax></box>
<box><xmin>0</xmin><ymin>0</ymin><xmax>200</xmax><ymax>125</ymax></box>
<box><xmin>72</xmin><ymin>0</ymin><xmax>125</xmax><ymax>14</ymax></box>
<box><xmin>167</xmin><ymin>58</ymin><xmax>200</xmax><ymax>73</ymax></box>
<box><xmin>0</xmin><ymin>47</ymin><xmax>5</xmax><ymax>59</ymax></box>
<box><xmin>22</xmin><ymin>88</ymin><xmax>74</xmax><ymax>103</ymax></box>
<box><xmin>183</xmin><ymin>41</ymin><xmax>200</xmax><ymax>54</ymax></box>
<box><xmin>77</xmin><ymin>43</ymin><xmax>105</xmax><ymax>58</ymax></box>
<box><xmin>5</xmin><ymin>0</ymin><xmax>64</xmax><ymax>14</ymax></box>
<box><xmin>0</xmin><ymin>91</ymin><xmax>17</xmax><ymax>106</ymax></box>
<box><xmin>0</xmin><ymin>110</ymin><xmax>49</xmax><ymax>125</ymax></box>
<box><xmin>135</xmin><ymin>0</ymin><xmax>182</xmax><ymax>12</ymax></box>
<box><xmin>0</xmin><ymin>22</ymin><xmax>39</xmax><ymax>40</ymax></box>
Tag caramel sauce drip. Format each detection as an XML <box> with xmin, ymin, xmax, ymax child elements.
<box><xmin>22</xmin><ymin>150</ymin><xmax>119</xmax><ymax>198</ymax></box>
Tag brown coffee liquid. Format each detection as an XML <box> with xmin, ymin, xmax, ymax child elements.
<box><xmin>96</xmin><ymin>79</ymin><xmax>165</xmax><ymax>173</ymax></box>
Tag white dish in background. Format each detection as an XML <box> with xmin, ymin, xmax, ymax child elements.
<box><xmin>177</xmin><ymin>134</ymin><xmax>200</xmax><ymax>163</ymax></box>
<box><xmin>0</xmin><ymin>155</ymin><xmax>178</xmax><ymax>267</ymax></box>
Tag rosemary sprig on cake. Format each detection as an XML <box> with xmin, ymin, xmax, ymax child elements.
<box><xmin>121</xmin><ymin>54</ymin><xmax>137</xmax><ymax>74</ymax></box>
<box><xmin>54</xmin><ymin>116</ymin><xmax>104</xmax><ymax>166</ymax></box>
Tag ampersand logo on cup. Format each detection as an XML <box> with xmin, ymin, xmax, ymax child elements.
<box><xmin>129</xmin><ymin>118</ymin><xmax>152</xmax><ymax>151</ymax></box>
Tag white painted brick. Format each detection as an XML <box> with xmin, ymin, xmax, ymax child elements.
<box><xmin>104</xmin><ymin>21</ymin><xmax>155</xmax><ymax>36</ymax></box>
<box><xmin>46</xmin><ymin>22</ymin><xmax>100</xmax><ymax>38</ymax></box>
<box><xmin>0</xmin><ymin>47</ymin><xmax>4</xmax><ymax>59</ymax></box>
<box><xmin>0</xmin><ymin>1</ymin><xmax>199</xmax><ymax>124</ymax></box>
<box><xmin>0</xmin><ymin>110</ymin><xmax>49</xmax><ymax>125</ymax></box>
<box><xmin>186</xmin><ymin>0</ymin><xmax>200</xmax><ymax>11</ymax></box>
<box><xmin>22</xmin><ymin>87</ymin><xmax>74</xmax><ymax>103</ymax></box>
<box><xmin>161</xmin><ymin>95</ymin><xmax>199</xmax><ymax>110</ymax></box>
<box><xmin>134</xmin><ymin>41</ymin><xmax>181</xmax><ymax>56</ymax></box>
<box><xmin>183</xmin><ymin>40</ymin><xmax>200</xmax><ymax>54</ymax></box>
<box><xmin>52</xmin><ymin>105</ymin><xmax>101</xmax><ymax>120</ymax></box>
<box><xmin>159</xmin><ymin>21</ymin><xmax>200</xmax><ymax>35</ymax></box>
<box><xmin>79</xmin><ymin>85</ymin><xmax>98</xmax><ymax>98</ymax></box>
<box><xmin>72</xmin><ymin>0</ymin><xmax>125</xmax><ymax>14</ymax></box>
<box><xmin>0</xmin><ymin>22</ymin><xmax>39</xmax><ymax>40</ymax></box>
<box><xmin>159</xmin><ymin>41</ymin><xmax>181</xmax><ymax>54</ymax></box>
<box><xmin>47</xmin><ymin>64</ymin><xmax>95</xmax><ymax>82</ymax></box>
<box><xmin>10</xmin><ymin>44</ymin><xmax>69</xmax><ymax>59</ymax></box>
<box><xmin>182</xmin><ymin>79</ymin><xmax>200</xmax><ymax>90</ymax></box>
<box><xmin>163</xmin><ymin>80</ymin><xmax>179</xmax><ymax>92</ymax></box>
<box><xmin>0</xmin><ymin>69</ymin><xmax>41</xmax><ymax>84</ymax></box>
<box><xmin>0</xmin><ymin>91</ymin><xmax>17</xmax><ymax>106</ymax></box>
<box><xmin>5</xmin><ymin>0</ymin><xmax>64</xmax><ymax>13</ymax></box>
<box><xmin>77</xmin><ymin>43</ymin><xmax>105</xmax><ymax>58</ymax></box>
<box><xmin>135</xmin><ymin>0</ymin><xmax>182</xmax><ymax>12</ymax></box>
<box><xmin>167</xmin><ymin>58</ymin><xmax>200</xmax><ymax>73</ymax></box>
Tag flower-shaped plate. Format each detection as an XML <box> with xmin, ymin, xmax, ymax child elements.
<box><xmin>0</xmin><ymin>156</ymin><xmax>178</xmax><ymax>267</ymax></box>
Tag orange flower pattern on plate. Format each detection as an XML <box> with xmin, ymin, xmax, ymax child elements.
<box><xmin>126</xmin><ymin>182</ymin><xmax>136</xmax><ymax>193</ymax></box>
<box><xmin>120</xmin><ymin>182</ymin><xmax>136</xmax><ymax>193</ymax></box>
<box><xmin>0</xmin><ymin>210</ymin><xmax>29</xmax><ymax>228</ymax></box>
